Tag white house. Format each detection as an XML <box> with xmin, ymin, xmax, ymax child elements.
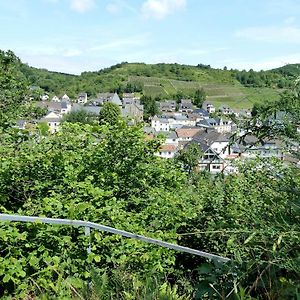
<box><xmin>52</xmin><ymin>96</ymin><xmax>60</xmax><ymax>102</ymax></box>
<box><xmin>61</xmin><ymin>94</ymin><xmax>70</xmax><ymax>101</ymax></box>
<box><xmin>60</xmin><ymin>101</ymin><xmax>72</xmax><ymax>114</ymax></box>
<box><xmin>203</xmin><ymin>102</ymin><xmax>216</xmax><ymax>113</ymax></box>
<box><xmin>40</xmin><ymin>94</ymin><xmax>49</xmax><ymax>101</ymax></box>
<box><xmin>168</xmin><ymin>114</ymin><xmax>196</xmax><ymax>129</ymax></box>
<box><xmin>77</xmin><ymin>93</ymin><xmax>88</xmax><ymax>104</ymax></box>
<box><xmin>157</xmin><ymin>144</ymin><xmax>178</xmax><ymax>159</ymax></box>
<box><xmin>151</xmin><ymin>116</ymin><xmax>170</xmax><ymax>132</ymax></box>
<box><xmin>39</xmin><ymin>112</ymin><xmax>62</xmax><ymax>133</ymax></box>
<box><xmin>197</xmin><ymin>118</ymin><xmax>233</xmax><ymax>133</ymax></box>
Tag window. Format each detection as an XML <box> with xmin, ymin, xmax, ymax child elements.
<box><xmin>212</xmin><ymin>165</ymin><xmax>221</xmax><ymax>169</ymax></box>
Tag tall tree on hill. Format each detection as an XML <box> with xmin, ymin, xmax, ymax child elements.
<box><xmin>193</xmin><ymin>88</ymin><xmax>206</xmax><ymax>108</ymax></box>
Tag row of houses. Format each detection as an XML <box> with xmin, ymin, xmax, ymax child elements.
<box><xmin>151</xmin><ymin>114</ymin><xmax>233</xmax><ymax>133</ymax></box>
<box><xmin>159</xmin><ymin>99</ymin><xmax>251</xmax><ymax>117</ymax></box>
<box><xmin>147</xmin><ymin>99</ymin><xmax>297</xmax><ymax>173</ymax></box>
<box><xmin>21</xmin><ymin>92</ymin><xmax>144</xmax><ymax>133</ymax></box>
<box><xmin>146</xmin><ymin>126</ymin><xmax>284</xmax><ymax>174</ymax></box>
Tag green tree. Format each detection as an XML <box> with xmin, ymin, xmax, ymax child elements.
<box><xmin>0</xmin><ymin>50</ymin><xmax>28</xmax><ymax>128</ymax></box>
<box><xmin>140</xmin><ymin>96</ymin><xmax>159</xmax><ymax>120</ymax></box>
<box><xmin>175</xmin><ymin>143</ymin><xmax>202</xmax><ymax>174</ymax></box>
<box><xmin>63</xmin><ymin>110</ymin><xmax>97</xmax><ymax>125</ymax></box>
<box><xmin>99</xmin><ymin>102</ymin><xmax>121</xmax><ymax>125</ymax></box>
<box><xmin>37</xmin><ymin>122</ymin><xmax>50</xmax><ymax>136</ymax></box>
<box><xmin>193</xmin><ymin>88</ymin><xmax>206</xmax><ymax>108</ymax></box>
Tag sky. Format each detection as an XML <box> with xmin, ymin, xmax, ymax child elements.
<box><xmin>1</xmin><ymin>0</ymin><xmax>300</xmax><ymax>74</ymax></box>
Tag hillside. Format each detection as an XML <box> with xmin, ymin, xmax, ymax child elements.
<box><xmin>19</xmin><ymin>60</ymin><xmax>300</xmax><ymax>109</ymax></box>
<box><xmin>272</xmin><ymin>63</ymin><xmax>300</xmax><ymax>78</ymax></box>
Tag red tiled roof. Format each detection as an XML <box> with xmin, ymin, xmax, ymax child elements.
<box><xmin>160</xmin><ymin>144</ymin><xmax>177</xmax><ymax>152</ymax></box>
<box><xmin>176</xmin><ymin>128</ymin><xmax>202</xmax><ymax>138</ymax></box>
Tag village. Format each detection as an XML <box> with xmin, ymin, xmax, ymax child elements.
<box><xmin>16</xmin><ymin>91</ymin><xmax>300</xmax><ymax>174</ymax></box>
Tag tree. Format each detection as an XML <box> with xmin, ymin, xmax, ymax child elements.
<box><xmin>193</xmin><ymin>88</ymin><xmax>206</xmax><ymax>108</ymax></box>
<box><xmin>175</xmin><ymin>143</ymin><xmax>202</xmax><ymax>174</ymax></box>
<box><xmin>140</xmin><ymin>96</ymin><xmax>159</xmax><ymax>120</ymax></box>
<box><xmin>0</xmin><ymin>50</ymin><xmax>28</xmax><ymax>128</ymax></box>
<box><xmin>63</xmin><ymin>110</ymin><xmax>97</xmax><ymax>125</ymax></box>
<box><xmin>99</xmin><ymin>102</ymin><xmax>121</xmax><ymax>125</ymax></box>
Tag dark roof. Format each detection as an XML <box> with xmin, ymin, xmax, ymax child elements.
<box><xmin>61</xmin><ymin>101</ymin><xmax>68</xmax><ymax>109</ymax></box>
<box><xmin>193</xmin><ymin>108</ymin><xmax>209</xmax><ymax>116</ymax></box>
<box><xmin>192</xmin><ymin>129</ymin><xmax>231</xmax><ymax>145</ymax></box>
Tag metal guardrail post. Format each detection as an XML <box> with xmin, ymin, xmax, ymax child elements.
<box><xmin>84</xmin><ymin>226</ymin><xmax>91</xmax><ymax>256</ymax></box>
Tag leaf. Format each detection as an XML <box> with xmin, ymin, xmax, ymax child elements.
<box><xmin>244</xmin><ymin>232</ymin><xmax>256</xmax><ymax>244</ymax></box>
<box><xmin>3</xmin><ymin>274</ymin><xmax>11</xmax><ymax>283</ymax></box>
<box><xmin>94</xmin><ymin>255</ymin><xmax>101</xmax><ymax>263</ymax></box>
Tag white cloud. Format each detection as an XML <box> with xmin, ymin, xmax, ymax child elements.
<box><xmin>141</xmin><ymin>0</ymin><xmax>186</xmax><ymax>20</ymax></box>
<box><xmin>223</xmin><ymin>53</ymin><xmax>300</xmax><ymax>71</ymax></box>
<box><xmin>70</xmin><ymin>0</ymin><xmax>95</xmax><ymax>13</ymax></box>
<box><xmin>235</xmin><ymin>24</ymin><xmax>300</xmax><ymax>44</ymax></box>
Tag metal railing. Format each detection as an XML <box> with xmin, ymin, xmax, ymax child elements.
<box><xmin>0</xmin><ymin>213</ymin><xmax>230</xmax><ymax>263</ymax></box>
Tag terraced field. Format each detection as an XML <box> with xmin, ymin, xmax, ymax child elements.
<box><xmin>128</xmin><ymin>76</ymin><xmax>281</xmax><ymax>109</ymax></box>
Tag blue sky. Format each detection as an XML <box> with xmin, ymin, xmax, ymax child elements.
<box><xmin>1</xmin><ymin>0</ymin><xmax>300</xmax><ymax>74</ymax></box>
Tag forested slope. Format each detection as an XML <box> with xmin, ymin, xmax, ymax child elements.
<box><xmin>17</xmin><ymin>58</ymin><xmax>300</xmax><ymax>109</ymax></box>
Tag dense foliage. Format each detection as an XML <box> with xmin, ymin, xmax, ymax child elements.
<box><xmin>0</xmin><ymin>50</ymin><xmax>28</xmax><ymax>128</ymax></box>
<box><xmin>0</xmin><ymin>51</ymin><xmax>299</xmax><ymax>299</ymax></box>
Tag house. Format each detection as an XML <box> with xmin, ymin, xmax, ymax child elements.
<box><xmin>238</xmin><ymin>135</ymin><xmax>284</xmax><ymax>160</ymax></box>
<box><xmin>151</xmin><ymin>116</ymin><xmax>170</xmax><ymax>132</ymax></box>
<box><xmin>37</xmin><ymin>101</ymin><xmax>71</xmax><ymax>115</ymax></box>
<box><xmin>157</xmin><ymin>144</ymin><xmax>178</xmax><ymax>159</ymax></box>
<box><xmin>37</xmin><ymin>101</ymin><xmax>62</xmax><ymax>113</ymax></box>
<box><xmin>77</xmin><ymin>93</ymin><xmax>88</xmax><ymax>104</ymax></box>
<box><xmin>176</xmin><ymin>127</ymin><xmax>203</xmax><ymax>142</ymax></box>
<box><xmin>219</xmin><ymin>104</ymin><xmax>232</xmax><ymax>115</ymax></box>
<box><xmin>122</xmin><ymin>100</ymin><xmax>144</xmax><ymax>123</ymax></box>
<box><xmin>198</xmin><ymin>147</ymin><xmax>226</xmax><ymax>174</ymax></box>
<box><xmin>52</xmin><ymin>96</ymin><xmax>60</xmax><ymax>102</ymax></box>
<box><xmin>156</xmin><ymin>131</ymin><xmax>178</xmax><ymax>145</ymax></box>
<box><xmin>40</xmin><ymin>94</ymin><xmax>49</xmax><ymax>101</ymax></box>
<box><xmin>60</xmin><ymin>101</ymin><xmax>72</xmax><ymax>114</ymax></box>
<box><xmin>39</xmin><ymin>112</ymin><xmax>62</xmax><ymax>133</ymax></box>
<box><xmin>160</xmin><ymin>100</ymin><xmax>177</xmax><ymax>112</ymax></box>
<box><xmin>233</xmin><ymin>109</ymin><xmax>252</xmax><ymax>118</ymax></box>
<box><xmin>179</xmin><ymin>99</ymin><xmax>193</xmax><ymax>113</ymax></box>
<box><xmin>96</xmin><ymin>93</ymin><xmax>115</xmax><ymax>105</ymax></box>
<box><xmin>197</xmin><ymin>118</ymin><xmax>233</xmax><ymax>133</ymax></box>
<box><xmin>122</xmin><ymin>93</ymin><xmax>140</xmax><ymax>102</ymax></box>
<box><xmin>192</xmin><ymin>129</ymin><xmax>234</xmax><ymax>159</ymax></box>
<box><xmin>61</xmin><ymin>94</ymin><xmax>70</xmax><ymax>101</ymax></box>
<box><xmin>203</xmin><ymin>102</ymin><xmax>216</xmax><ymax>113</ymax></box>
<box><xmin>192</xmin><ymin>108</ymin><xmax>210</xmax><ymax>119</ymax></box>
<box><xmin>110</xmin><ymin>92</ymin><xmax>122</xmax><ymax>107</ymax></box>
<box><xmin>72</xmin><ymin>103</ymin><xmax>101</xmax><ymax>115</ymax></box>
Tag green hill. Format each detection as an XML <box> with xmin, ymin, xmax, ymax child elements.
<box><xmin>18</xmin><ymin>60</ymin><xmax>300</xmax><ymax>109</ymax></box>
<box><xmin>272</xmin><ymin>64</ymin><xmax>300</xmax><ymax>78</ymax></box>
